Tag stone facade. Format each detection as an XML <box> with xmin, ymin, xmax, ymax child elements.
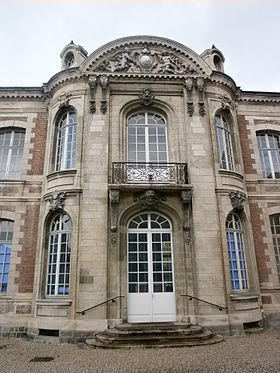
<box><xmin>0</xmin><ymin>36</ymin><xmax>279</xmax><ymax>341</ymax></box>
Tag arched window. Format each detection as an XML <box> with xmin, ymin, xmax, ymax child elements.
<box><xmin>0</xmin><ymin>128</ymin><xmax>25</xmax><ymax>179</ymax></box>
<box><xmin>226</xmin><ymin>213</ymin><xmax>248</xmax><ymax>291</ymax></box>
<box><xmin>46</xmin><ymin>213</ymin><xmax>71</xmax><ymax>296</ymax></box>
<box><xmin>257</xmin><ymin>132</ymin><xmax>280</xmax><ymax>179</ymax></box>
<box><xmin>215</xmin><ymin>114</ymin><xmax>234</xmax><ymax>171</ymax></box>
<box><xmin>269</xmin><ymin>214</ymin><xmax>280</xmax><ymax>282</ymax></box>
<box><xmin>127</xmin><ymin>112</ymin><xmax>167</xmax><ymax>164</ymax></box>
<box><xmin>0</xmin><ymin>219</ymin><xmax>13</xmax><ymax>293</ymax></box>
<box><xmin>55</xmin><ymin>111</ymin><xmax>77</xmax><ymax>171</ymax></box>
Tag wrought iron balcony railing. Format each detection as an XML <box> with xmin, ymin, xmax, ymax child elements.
<box><xmin>112</xmin><ymin>162</ymin><xmax>188</xmax><ymax>184</ymax></box>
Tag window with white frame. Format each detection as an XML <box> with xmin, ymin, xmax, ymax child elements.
<box><xmin>270</xmin><ymin>214</ymin><xmax>280</xmax><ymax>283</ymax></box>
<box><xmin>46</xmin><ymin>213</ymin><xmax>71</xmax><ymax>296</ymax></box>
<box><xmin>0</xmin><ymin>220</ymin><xmax>13</xmax><ymax>293</ymax></box>
<box><xmin>0</xmin><ymin>128</ymin><xmax>25</xmax><ymax>179</ymax></box>
<box><xmin>226</xmin><ymin>213</ymin><xmax>249</xmax><ymax>291</ymax></box>
<box><xmin>127</xmin><ymin>112</ymin><xmax>168</xmax><ymax>164</ymax></box>
<box><xmin>55</xmin><ymin>111</ymin><xmax>77</xmax><ymax>171</ymax></box>
<box><xmin>215</xmin><ymin>114</ymin><xmax>234</xmax><ymax>171</ymax></box>
<box><xmin>257</xmin><ymin>132</ymin><xmax>280</xmax><ymax>179</ymax></box>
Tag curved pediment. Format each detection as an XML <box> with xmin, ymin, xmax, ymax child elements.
<box><xmin>80</xmin><ymin>36</ymin><xmax>212</xmax><ymax>77</ymax></box>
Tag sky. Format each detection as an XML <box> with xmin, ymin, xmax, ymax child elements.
<box><xmin>0</xmin><ymin>0</ymin><xmax>279</xmax><ymax>92</ymax></box>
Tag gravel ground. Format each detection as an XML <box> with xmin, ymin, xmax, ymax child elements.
<box><xmin>0</xmin><ymin>328</ymin><xmax>280</xmax><ymax>373</ymax></box>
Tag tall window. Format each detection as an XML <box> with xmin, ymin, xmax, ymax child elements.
<box><xmin>127</xmin><ymin>112</ymin><xmax>167</xmax><ymax>164</ymax></box>
<box><xmin>226</xmin><ymin>213</ymin><xmax>248</xmax><ymax>291</ymax></box>
<box><xmin>46</xmin><ymin>213</ymin><xmax>71</xmax><ymax>296</ymax></box>
<box><xmin>270</xmin><ymin>214</ymin><xmax>280</xmax><ymax>282</ymax></box>
<box><xmin>0</xmin><ymin>128</ymin><xmax>25</xmax><ymax>179</ymax></box>
<box><xmin>0</xmin><ymin>220</ymin><xmax>13</xmax><ymax>293</ymax></box>
<box><xmin>55</xmin><ymin>111</ymin><xmax>77</xmax><ymax>171</ymax></box>
<box><xmin>257</xmin><ymin>132</ymin><xmax>280</xmax><ymax>179</ymax></box>
<box><xmin>215</xmin><ymin>114</ymin><xmax>234</xmax><ymax>170</ymax></box>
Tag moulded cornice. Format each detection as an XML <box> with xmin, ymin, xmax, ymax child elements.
<box><xmin>0</xmin><ymin>87</ymin><xmax>45</xmax><ymax>100</ymax></box>
<box><xmin>239</xmin><ymin>91</ymin><xmax>280</xmax><ymax>104</ymax></box>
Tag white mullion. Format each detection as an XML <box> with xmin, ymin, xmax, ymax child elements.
<box><xmin>5</xmin><ymin>131</ymin><xmax>13</xmax><ymax>178</ymax></box>
<box><xmin>265</xmin><ymin>134</ymin><xmax>275</xmax><ymax>178</ymax></box>
<box><xmin>145</xmin><ymin>113</ymin><xmax>149</xmax><ymax>163</ymax></box>
<box><xmin>62</xmin><ymin>114</ymin><xmax>69</xmax><ymax>170</ymax></box>
<box><xmin>55</xmin><ymin>231</ymin><xmax>62</xmax><ymax>295</ymax></box>
<box><xmin>233</xmin><ymin>230</ymin><xmax>243</xmax><ymax>289</ymax></box>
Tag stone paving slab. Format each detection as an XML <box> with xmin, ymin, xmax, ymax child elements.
<box><xmin>0</xmin><ymin>328</ymin><xmax>280</xmax><ymax>372</ymax></box>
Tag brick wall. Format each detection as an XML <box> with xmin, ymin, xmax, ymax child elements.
<box><xmin>16</xmin><ymin>205</ymin><xmax>40</xmax><ymax>293</ymax></box>
<box><xmin>249</xmin><ymin>201</ymin><xmax>270</xmax><ymax>284</ymax></box>
<box><xmin>27</xmin><ymin>112</ymin><xmax>48</xmax><ymax>175</ymax></box>
<box><xmin>237</xmin><ymin>115</ymin><xmax>256</xmax><ymax>175</ymax></box>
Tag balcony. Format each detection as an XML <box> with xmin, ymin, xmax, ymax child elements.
<box><xmin>112</xmin><ymin>162</ymin><xmax>188</xmax><ymax>185</ymax></box>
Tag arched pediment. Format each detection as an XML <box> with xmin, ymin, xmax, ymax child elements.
<box><xmin>80</xmin><ymin>36</ymin><xmax>212</xmax><ymax>77</ymax></box>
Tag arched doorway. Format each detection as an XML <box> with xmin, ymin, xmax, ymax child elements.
<box><xmin>127</xmin><ymin>212</ymin><xmax>176</xmax><ymax>322</ymax></box>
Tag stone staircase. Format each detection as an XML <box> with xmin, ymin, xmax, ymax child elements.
<box><xmin>86</xmin><ymin>322</ymin><xmax>223</xmax><ymax>349</ymax></box>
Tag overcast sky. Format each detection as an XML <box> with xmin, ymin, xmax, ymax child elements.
<box><xmin>1</xmin><ymin>0</ymin><xmax>279</xmax><ymax>92</ymax></box>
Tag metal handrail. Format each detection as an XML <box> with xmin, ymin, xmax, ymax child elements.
<box><xmin>181</xmin><ymin>294</ymin><xmax>227</xmax><ymax>311</ymax></box>
<box><xmin>77</xmin><ymin>296</ymin><xmax>124</xmax><ymax>316</ymax></box>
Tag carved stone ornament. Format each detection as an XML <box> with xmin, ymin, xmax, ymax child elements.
<box><xmin>88</xmin><ymin>76</ymin><xmax>98</xmax><ymax>114</ymax></box>
<box><xmin>181</xmin><ymin>190</ymin><xmax>192</xmax><ymax>204</ymax></box>
<box><xmin>48</xmin><ymin>191</ymin><xmax>66</xmax><ymax>211</ymax></box>
<box><xmin>111</xmin><ymin>231</ymin><xmax>118</xmax><ymax>245</ymax></box>
<box><xmin>187</xmin><ymin>102</ymin><xmax>194</xmax><ymax>117</ymax></box>
<box><xmin>183</xmin><ymin>226</ymin><xmax>191</xmax><ymax>245</ymax></box>
<box><xmin>229</xmin><ymin>191</ymin><xmax>246</xmax><ymax>211</ymax></box>
<box><xmin>94</xmin><ymin>45</ymin><xmax>200</xmax><ymax>75</ymax></box>
<box><xmin>217</xmin><ymin>94</ymin><xmax>234</xmax><ymax>112</ymax></box>
<box><xmin>58</xmin><ymin>92</ymin><xmax>72</xmax><ymax>108</ymax></box>
<box><xmin>139</xmin><ymin>88</ymin><xmax>155</xmax><ymax>106</ymax></box>
<box><xmin>109</xmin><ymin>189</ymin><xmax>120</xmax><ymax>204</ymax></box>
<box><xmin>196</xmin><ymin>78</ymin><xmax>205</xmax><ymax>117</ymax></box>
<box><xmin>135</xmin><ymin>190</ymin><xmax>163</xmax><ymax>209</ymax></box>
<box><xmin>100</xmin><ymin>75</ymin><xmax>108</xmax><ymax>114</ymax></box>
<box><xmin>109</xmin><ymin>189</ymin><xmax>120</xmax><ymax>232</ymax></box>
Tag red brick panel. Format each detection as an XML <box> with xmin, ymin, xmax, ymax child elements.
<box><xmin>16</xmin><ymin>205</ymin><xmax>40</xmax><ymax>293</ymax></box>
<box><xmin>249</xmin><ymin>201</ymin><xmax>270</xmax><ymax>284</ymax></box>
<box><xmin>237</xmin><ymin>115</ymin><xmax>257</xmax><ymax>175</ymax></box>
<box><xmin>27</xmin><ymin>112</ymin><xmax>48</xmax><ymax>175</ymax></box>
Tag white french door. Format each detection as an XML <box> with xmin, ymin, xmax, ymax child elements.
<box><xmin>127</xmin><ymin>213</ymin><xmax>176</xmax><ymax>323</ymax></box>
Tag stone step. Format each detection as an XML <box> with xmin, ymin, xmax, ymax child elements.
<box><xmin>86</xmin><ymin>334</ymin><xmax>224</xmax><ymax>349</ymax></box>
<box><xmin>85</xmin><ymin>322</ymin><xmax>224</xmax><ymax>349</ymax></box>
<box><xmin>96</xmin><ymin>329</ymin><xmax>213</xmax><ymax>344</ymax></box>
<box><xmin>115</xmin><ymin>322</ymin><xmax>191</xmax><ymax>331</ymax></box>
<box><xmin>106</xmin><ymin>324</ymin><xmax>202</xmax><ymax>336</ymax></box>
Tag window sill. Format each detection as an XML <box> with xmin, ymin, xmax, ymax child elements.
<box><xmin>230</xmin><ymin>293</ymin><xmax>258</xmax><ymax>302</ymax></box>
<box><xmin>218</xmin><ymin>169</ymin><xmax>244</xmax><ymax>181</ymax></box>
<box><xmin>47</xmin><ymin>169</ymin><xmax>77</xmax><ymax>181</ymax></box>
<box><xmin>257</xmin><ymin>178</ymin><xmax>280</xmax><ymax>184</ymax></box>
<box><xmin>36</xmin><ymin>298</ymin><xmax>72</xmax><ymax>306</ymax></box>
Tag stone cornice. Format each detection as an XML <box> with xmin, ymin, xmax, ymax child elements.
<box><xmin>239</xmin><ymin>90</ymin><xmax>280</xmax><ymax>103</ymax></box>
<box><xmin>0</xmin><ymin>87</ymin><xmax>45</xmax><ymax>99</ymax></box>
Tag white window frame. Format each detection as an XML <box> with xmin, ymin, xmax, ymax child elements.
<box><xmin>0</xmin><ymin>128</ymin><xmax>25</xmax><ymax>179</ymax></box>
<box><xmin>0</xmin><ymin>219</ymin><xmax>13</xmax><ymax>293</ymax></box>
<box><xmin>215</xmin><ymin>114</ymin><xmax>234</xmax><ymax>171</ymax></box>
<box><xmin>226</xmin><ymin>213</ymin><xmax>249</xmax><ymax>291</ymax></box>
<box><xmin>270</xmin><ymin>214</ymin><xmax>280</xmax><ymax>283</ymax></box>
<box><xmin>257</xmin><ymin>132</ymin><xmax>280</xmax><ymax>179</ymax></box>
<box><xmin>127</xmin><ymin>112</ymin><xmax>168</xmax><ymax>164</ymax></box>
<box><xmin>55</xmin><ymin>111</ymin><xmax>77</xmax><ymax>171</ymax></box>
<box><xmin>46</xmin><ymin>213</ymin><xmax>71</xmax><ymax>297</ymax></box>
